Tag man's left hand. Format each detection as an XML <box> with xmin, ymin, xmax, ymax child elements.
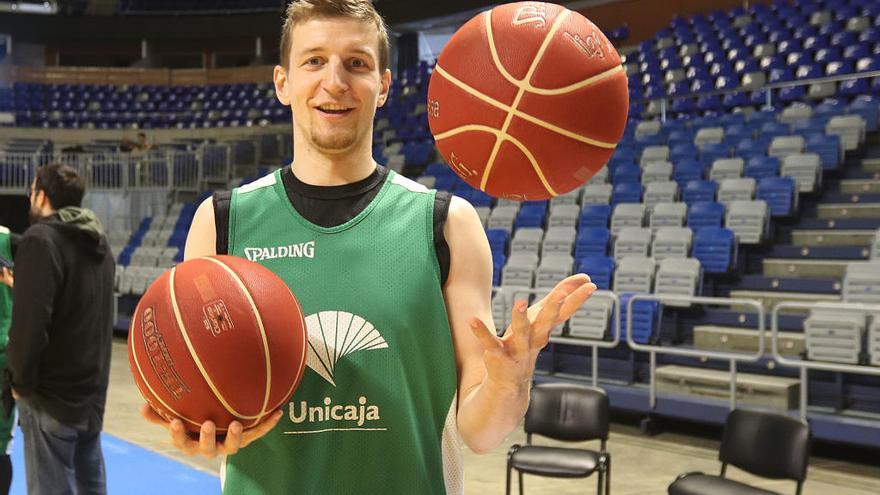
<box><xmin>468</xmin><ymin>274</ymin><xmax>597</xmax><ymax>390</ymax></box>
<box><xmin>0</xmin><ymin>268</ymin><xmax>12</xmax><ymax>288</ymax></box>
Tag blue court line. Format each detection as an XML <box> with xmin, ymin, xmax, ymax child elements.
<box><xmin>9</xmin><ymin>427</ymin><xmax>220</xmax><ymax>494</ymax></box>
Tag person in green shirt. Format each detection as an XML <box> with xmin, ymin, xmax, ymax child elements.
<box><xmin>141</xmin><ymin>1</ymin><xmax>597</xmax><ymax>493</ymax></box>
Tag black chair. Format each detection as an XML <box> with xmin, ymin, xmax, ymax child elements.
<box><xmin>506</xmin><ymin>383</ymin><xmax>610</xmax><ymax>495</ymax></box>
<box><xmin>668</xmin><ymin>408</ymin><xmax>811</xmax><ymax>495</ymax></box>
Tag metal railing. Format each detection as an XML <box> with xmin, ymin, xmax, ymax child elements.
<box><xmin>0</xmin><ymin>143</ymin><xmax>232</xmax><ymax>194</ymax></box>
<box><xmin>637</xmin><ymin>69</ymin><xmax>880</xmax><ymax>122</ymax></box>
<box><xmin>771</xmin><ymin>300</ymin><xmax>880</xmax><ymax>422</ymax></box>
<box><xmin>494</xmin><ymin>287</ymin><xmax>620</xmax><ymax>387</ymax></box>
<box><xmin>625</xmin><ymin>294</ymin><xmax>766</xmax><ymax>411</ymax></box>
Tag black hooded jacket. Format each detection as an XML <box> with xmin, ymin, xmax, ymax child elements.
<box><xmin>7</xmin><ymin>209</ymin><xmax>115</xmax><ymax>432</ymax></box>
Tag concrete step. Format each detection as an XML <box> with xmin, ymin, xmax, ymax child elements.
<box><xmin>693</xmin><ymin>325</ymin><xmax>805</xmax><ymax>356</ymax></box>
<box><xmin>764</xmin><ymin>245</ymin><xmax>870</xmax><ymax>260</ymax></box>
<box><xmin>728</xmin><ymin>290</ymin><xmax>840</xmax><ymax>314</ymax></box>
<box><xmin>790</xmin><ymin>229</ymin><xmax>875</xmax><ymax>247</ymax></box>
<box><xmin>862</xmin><ymin>157</ymin><xmax>880</xmax><ymax>172</ymax></box>
<box><xmin>762</xmin><ymin>258</ymin><xmax>853</xmax><ymax>279</ymax></box>
<box><xmin>816</xmin><ymin>203</ymin><xmax>880</xmax><ymax>219</ymax></box>
<box><xmin>839</xmin><ymin>179</ymin><xmax>880</xmax><ymax>194</ymax></box>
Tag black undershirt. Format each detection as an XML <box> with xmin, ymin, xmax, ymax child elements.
<box><xmin>213</xmin><ymin>166</ymin><xmax>452</xmax><ymax>285</ymax></box>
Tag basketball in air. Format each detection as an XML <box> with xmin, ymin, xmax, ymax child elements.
<box><xmin>128</xmin><ymin>255</ymin><xmax>308</xmax><ymax>434</ymax></box>
<box><xmin>427</xmin><ymin>1</ymin><xmax>629</xmax><ymax>201</ymax></box>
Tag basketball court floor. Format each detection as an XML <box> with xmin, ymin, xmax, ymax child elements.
<box><xmin>12</xmin><ymin>338</ymin><xmax>873</xmax><ymax>495</ymax></box>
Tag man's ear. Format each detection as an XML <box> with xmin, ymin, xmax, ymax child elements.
<box><xmin>273</xmin><ymin>65</ymin><xmax>291</xmax><ymax>106</ymax></box>
<box><xmin>377</xmin><ymin>68</ymin><xmax>392</xmax><ymax>107</ymax></box>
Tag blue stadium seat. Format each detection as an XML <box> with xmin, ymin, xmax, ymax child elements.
<box><xmin>514</xmin><ymin>202</ymin><xmax>548</xmax><ymax>229</ymax></box>
<box><xmin>757</xmin><ymin>177</ymin><xmax>797</xmax><ymax>217</ymax></box>
<box><xmin>619</xmin><ymin>292</ymin><xmax>661</xmax><ymax>344</ymax></box>
<box><xmin>611</xmin><ymin>183</ymin><xmax>644</xmax><ymax>206</ymax></box>
<box><xmin>805</xmin><ymin>133</ymin><xmax>842</xmax><ymax>170</ymax></box>
<box><xmin>687</xmin><ymin>201</ymin><xmax>725</xmax><ymax>231</ymax></box>
<box><xmin>744</xmin><ymin>156</ymin><xmax>781</xmax><ymax>180</ymax></box>
<box><xmin>576</xmin><ymin>256</ymin><xmax>615</xmax><ymax>291</ymax></box>
<box><xmin>613</xmin><ymin>163</ymin><xmax>641</xmax><ymax>184</ymax></box>
<box><xmin>673</xmin><ymin>159</ymin><xmax>705</xmax><ymax>186</ymax></box>
<box><xmin>575</xmin><ymin>227</ymin><xmax>611</xmax><ymax>259</ymax></box>
<box><xmin>579</xmin><ymin>204</ymin><xmax>612</xmax><ymax>229</ymax></box>
<box><xmin>699</xmin><ymin>142</ymin><xmax>730</xmax><ymax>167</ymax></box>
<box><xmin>683</xmin><ymin>180</ymin><xmax>718</xmax><ymax>206</ymax></box>
<box><xmin>486</xmin><ymin>229</ymin><xmax>510</xmax><ymax>255</ymax></box>
<box><xmin>692</xmin><ymin>227</ymin><xmax>736</xmax><ymax>274</ymax></box>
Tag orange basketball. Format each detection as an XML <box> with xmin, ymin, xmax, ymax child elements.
<box><xmin>427</xmin><ymin>1</ymin><xmax>629</xmax><ymax>201</ymax></box>
<box><xmin>127</xmin><ymin>255</ymin><xmax>307</xmax><ymax>434</ymax></box>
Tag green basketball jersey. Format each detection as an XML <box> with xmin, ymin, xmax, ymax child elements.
<box><xmin>222</xmin><ymin>168</ymin><xmax>462</xmax><ymax>495</ymax></box>
<box><xmin>0</xmin><ymin>226</ymin><xmax>12</xmax><ymax>349</ymax></box>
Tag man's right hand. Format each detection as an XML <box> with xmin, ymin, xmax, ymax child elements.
<box><xmin>0</xmin><ymin>268</ymin><xmax>12</xmax><ymax>288</ymax></box>
<box><xmin>139</xmin><ymin>403</ymin><xmax>283</xmax><ymax>458</ymax></box>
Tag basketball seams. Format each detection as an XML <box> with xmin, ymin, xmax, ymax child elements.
<box><xmin>168</xmin><ymin>263</ymin><xmax>265</xmax><ymax>421</ymax></box>
<box><xmin>273</xmin><ymin>294</ymin><xmax>307</xmax><ymax>409</ymax></box>
<box><xmin>129</xmin><ymin>298</ymin><xmax>228</xmax><ymax>432</ymax></box>
<box><xmin>203</xmin><ymin>257</ymin><xmax>274</xmax><ymax>421</ymax></box>
<box><xmin>479</xmin><ymin>8</ymin><xmax>571</xmax><ymax>195</ymax></box>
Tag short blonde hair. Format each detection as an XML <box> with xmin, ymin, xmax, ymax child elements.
<box><xmin>280</xmin><ymin>0</ymin><xmax>390</xmax><ymax>72</ymax></box>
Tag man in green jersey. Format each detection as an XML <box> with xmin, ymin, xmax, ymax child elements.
<box><xmin>141</xmin><ymin>1</ymin><xmax>597</xmax><ymax>493</ymax></box>
<box><xmin>0</xmin><ymin>225</ymin><xmax>17</xmax><ymax>495</ymax></box>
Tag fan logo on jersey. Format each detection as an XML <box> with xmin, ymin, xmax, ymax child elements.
<box><xmin>243</xmin><ymin>241</ymin><xmax>315</xmax><ymax>262</ymax></box>
<box><xmin>285</xmin><ymin>311</ymin><xmax>389</xmax><ymax>433</ymax></box>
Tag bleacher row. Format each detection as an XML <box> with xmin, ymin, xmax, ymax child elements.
<box><xmin>623</xmin><ymin>0</ymin><xmax>880</xmax><ymax>119</ymax></box>
<box><xmin>111</xmin><ymin>203</ymin><xmax>197</xmax><ymax>295</ymax></box>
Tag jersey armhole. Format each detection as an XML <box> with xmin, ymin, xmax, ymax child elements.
<box><xmin>434</xmin><ymin>191</ymin><xmax>452</xmax><ymax>287</ymax></box>
<box><xmin>213</xmin><ymin>191</ymin><xmax>232</xmax><ymax>256</ymax></box>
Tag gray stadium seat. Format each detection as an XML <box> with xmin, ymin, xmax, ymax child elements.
<box><xmin>614</xmin><ymin>227</ymin><xmax>652</xmax><ymax>260</ymax></box>
<box><xmin>417</xmin><ymin>176</ymin><xmax>436</xmax><ymax>188</ymax></box>
<box><xmin>694</xmin><ymin>127</ymin><xmax>724</xmax><ymax>148</ymax></box>
<box><xmin>548</xmin><ymin>204</ymin><xmax>579</xmax><ymax>228</ymax></box>
<box><xmin>582</xmin><ymin>184</ymin><xmax>613</xmax><ymax>205</ymax></box>
<box><xmin>810</xmin><ymin>10</ymin><xmax>831</xmax><ymax>25</ymax></box>
<box><xmin>871</xmin><ymin>230</ymin><xmax>880</xmax><ymax>260</ymax></box>
<box><xmin>535</xmin><ymin>254</ymin><xmax>573</xmax><ymax>289</ymax></box>
<box><xmin>652</xmin><ymin>227</ymin><xmax>693</xmax><ymax>260</ymax></box>
<box><xmin>511</xmin><ymin>228</ymin><xmax>544</xmax><ymax>255</ymax></box>
<box><xmin>826</xmin><ymin>115</ymin><xmax>866</xmax><ymax>151</ymax></box>
<box><xmin>613</xmin><ymin>256</ymin><xmax>655</xmax><ymax>294</ymax></box>
<box><xmin>781</xmin><ymin>153</ymin><xmax>822</xmax><ymax>192</ymax></box>
<box><xmin>779</xmin><ymin>104</ymin><xmax>812</xmax><ymax>124</ymax></box>
<box><xmin>804</xmin><ymin>309</ymin><xmax>865</xmax><ymax>364</ymax></box>
<box><xmin>752</xmin><ymin>43</ymin><xmax>775</xmax><ymax>58</ymax></box>
<box><xmin>568</xmin><ymin>292</ymin><xmax>615</xmax><ymax>340</ymax></box>
<box><xmin>847</xmin><ymin>16</ymin><xmax>870</xmax><ymax>32</ymax></box>
<box><xmin>542</xmin><ymin>227</ymin><xmax>576</xmax><ymax>256</ymax></box>
<box><xmin>550</xmin><ymin>188</ymin><xmax>581</xmax><ymax>207</ymax></box>
<box><xmin>650</xmin><ymin>202</ymin><xmax>687</xmax><ymax>231</ymax></box>
<box><xmin>654</xmin><ymin>257</ymin><xmax>702</xmax><ymax>306</ymax></box>
<box><xmin>635</xmin><ymin>120</ymin><xmax>662</xmax><ymax>139</ymax></box>
<box><xmin>709</xmin><ymin>158</ymin><xmax>744</xmax><ymax>182</ymax></box>
<box><xmin>842</xmin><ymin>262</ymin><xmax>880</xmax><ymax>304</ymax></box>
<box><xmin>487</xmin><ymin>205</ymin><xmax>518</xmax><ymax>232</ymax></box>
<box><xmin>587</xmin><ymin>166</ymin><xmax>609</xmax><ymax>185</ymax></box>
<box><xmin>640</xmin><ymin>145</ymin><xmax>670</xmax><ymax>166</ymax></box>
<box><xmin>501</xmin><ymin>253</ymin><xmax>539</xmax><ymax>287</ymax></box>
<box><xmin>870</xmin><ymin>316</ymin><xmax>880</xmax><ymax>367</ymax></box>
<box><xmin>474</xmin><ymin>206</ymin><xmax>491</xmax><ymax>227</ymax></box>
<box><xmin>718</xmin><ymin>177</ymin><xmax>756</xmax><ymax>205</ymax></box>
<box><xmin>741</xmin><ymin>71</ymin><xmax>767</xmax><ymax>90</ymax></box>
<box><xmin>644</xmin><ymin>181</ymin><xmax>678</xmax><ymax>211</ymax></box>
<box><xmin>610</xmin><ymin>203</ymin><xmax>646</xmax><ymax>237</ymax></box>
<box><xmin>725</xmin><ymin>200</ymin><xmax>768</xmax><ymax>244</ymax></box>
<box><xmin>642</xmin><ymin>161</ymin><xmax>673</xmax><ymax>185</ymax></box>
<box><xmin>768</xmin><ymin>136</ymin><xmax>805</xmax><ymax>158</ymax></box>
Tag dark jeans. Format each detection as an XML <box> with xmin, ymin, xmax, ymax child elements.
<box><xmin>18</xmin><ymin>398</ymin><xmax>106</xmax><ymax>495</ymax></box>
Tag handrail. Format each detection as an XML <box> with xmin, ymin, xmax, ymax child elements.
<box><xmin>626</xmin><ymin>293</ymin><xmax>766</xmax><ymax>411</ymax></box>
<box><xmin>493</xmin><ymin>286</ymin><xmax>620</xmax><ymax>387</ymax></box>
<box><xmin>771</xmin><ymin>300</ymin><xmax>880</xmax><ymax>421</ymax></box>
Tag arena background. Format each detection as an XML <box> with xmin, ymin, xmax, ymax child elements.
<box><xmin>1</xmin><ymin>0</ymin><xmax>880</xmax><ymax>493</ymax></box>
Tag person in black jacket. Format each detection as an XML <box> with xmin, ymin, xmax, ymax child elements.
<box><xmin>3</xmin><ymin>163</ymin><xmax>115</xmax><ymax>495</ymax></box>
